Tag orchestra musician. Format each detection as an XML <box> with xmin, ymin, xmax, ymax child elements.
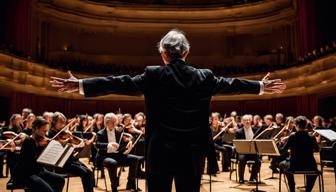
<box><xmin>42</xmin><ymin>111</ymin><xmax>54</xmax><ymax>132</ymax></box>
<box><xmin>279</xmin><ymin>116</ymin><xmax>319</xmax><ymax>192</ymax></box>
<box><xmin>15</xmin><ymin>116</ymin><xmax>65</xmax><ymax>192</ymax></box>
<box><xmin>48</xmin><ymin>112</ymin><xmax>94</xmax><ymax>192</ymax></box>
<box><xmin>275</xmin><ymin>113</ymin><xmax>285</xmax><ymax>128</ymax></box>
<box><xmin>76</xmin><ymin>115</ymin><xmax>89</xmax><ymax>133</ymax></box>
<box><xmin>235</xmin><ymin>114</ymin><xmax>261</xmax><ymax>184</ymax></box>
<box><xmin>23</xmin><ymin>113</ymin><xmax>36</xmax><ymax>136</ymax></box>
<box><xmin>253</xmin><ymin>115</ymin><xmax>263</xmax><ymax>130</ymax></box>
<box><xmin>93</xmin><ymin>113</ymin><xmax>104</xmax><ymax>133</ymax></box>
<box><xmin>133</xmin><ymin>112</ymin><xmax>146</xmax><ymax>178</ymax></box>
<box><xmin>21</xmin><ymin>108</ymin><xmax>32</xmax><ymax>121</ymax></box>
<box><xmin>49</xmin><ymin>29</ymin><xmax>286</xmax><ymax>192</ymax></box>
<box><xmin>2</xmin><ymin>114</ymin><xmax>26</xmax><ymax>183</ymax></box>
<box><xmin>0</xmin><ymin>121</ymin><xmax>8</xmax><ymax>178</ymax></box>
<box><xmin>121</xmin><ymin>114</ymin><xmax>143</xmax><ymax>136</ymax></box>
<box><xmin>210</xmin><ymin>112</ymin><xmax>237</xmax><ymax>172</ymax></box>
<box><xmin>96</xmin><ymin>113</ymin><xmax>142</xmax><ymax>192</ymax></box>
<box><xmin>266</xmin><ymin>114</ymin><xmax>281</xmax><ymax>173</ymax></box>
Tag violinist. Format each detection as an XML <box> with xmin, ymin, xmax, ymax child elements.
<box><xmin>306</xmin><ymin>120</ymin><xmax>322</xmax><ymax>144</ymax></box>
<box><xmin>96</xmin><ymin>113</ymin><xmax>142</xmax><ymax>192</ymax></box>
<box><xmin>93</xmin><ymin>113</ymin><xmax>104</xmax><ymax>133</ymax></box>
<box><xmin>313</xmin><ymin>115</ymin><xmax>325</xmax><ymax>130</ymax></box>
<box><xmin>270</xmin><ymin>117</ymin><xmax>294</xmax><ymax>173</ymax></box>
<box><xmin>311</xmin><ymin>115</ymin><xmax>326</xmax><ymax>145</ymax></box>
<box><xmin>23</xmin><ymin>113</ymin><xmax>36</xmax><ymax>136</ymax></box>
<box><xmin>0</xmin><ymin>124</ymin><xmax>7</xmax><ymax>178</ymax></box>
<box><xmin>269</xmin><ymin>113</ymin><xmax>284</xmax><ymax>172</ymax></box>
<box><xmin>2</xmin><ymin>114</ymin><xmax>26</xmax><ymax>182</ymax></box>
<box><xmin>133</xmin><ymin>112</ymin><xmax>146</xmax><ymax>178</ymax></box>
<box><xmin>279</xmin><ymin>116</ymin><xmax>319</xmax><ymax>192</ymax></box>
<box><xmin>210</xmin><ymin>112</ymin><xmax>236</xmax><ymax>172</ymax></box>
<box><xmin>122</xmin><ymin>113</ymin><xmax>143</xmax><ymax>136</ymax></box>
<box><xmin>75</xmin><ymin>115</ymin><xmax>88</xmax><ymax>133</ymax></box>
<box><xmin>21</xmin><ymin>108</ymin><xmax>32</xmax><ymax>121</ymax></box>
<box><xmin>253</xmin><ymin>115</ymin><xmax>263</xmax><ymax>130</ymax></box>
<box><xmin>48</xmin><ymin>112</ymin><xmax>94</xmax><ymax>192</ymax></box>
<box><xmin>91</xmin><ymin>113</ymin><xmax>104</xmax><ymax>164</ymax></box>
<box><xmin>42</xmin><ymin>111</ymin><xmax>53</xmax><ymax>132</ymax></box>
<box><xmin>262</xmin><ymin>114</ymin><xmax>274</xmax><ymax>130</ymax></box>
<box><xmin>115</xmin><ymin>113</ymin><xmax>124</xmax><ymax>132</ymax></box>
<box><xmin>15</xmin><ymin>116</ymin><xmax>65</xmax><ymax>192</ymax></box>
<box><xmin>73</xmin><ymin>114</ymin><xmax>97</xmax><ymax>163</ymax></box>
<box><xmin>275</xmin><ymin>113</ymin><xmax>285</xmax><ymax>128</ymax></box>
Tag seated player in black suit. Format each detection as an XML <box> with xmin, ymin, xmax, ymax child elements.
<box><xmin>15</xmin><ymin>116</ymin><xmax>65</xmax><ymax>192</ymax></box>
<box><xmin>96</xmin><ymin>112</ymin><xmax>142</xmax><ymax>192</ymax></box>
<box><xmin>279</xmin><ymin>116</ymin><xmax>319</xmax><ymax>192</ymax></box>
<box><xmin>235</xmin><ymin>114</ymin><xmax>261</xmax><ymax>184</ymax></box>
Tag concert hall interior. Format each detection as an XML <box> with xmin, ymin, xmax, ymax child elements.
<box><xmin>0</xmin><ymin>0</ymin><xmax>336</xmax><ymax>191</ymax></box>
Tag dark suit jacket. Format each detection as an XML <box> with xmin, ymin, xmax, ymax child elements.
<box><xmin>83</xmin><ymin>59</ymin><xmax>261</xmax><ymax>173</ymax></box>
<box><xmin>235</xmin><ymin>127</ymin><xmax>259</xmax><ymax>140</ymax></box>
<box><xmin>15</xmin><ymin>137</ymin><xmax>44</xmax><ymax>182</ymax></box>
<box><xmin>95</xmin><ymin>128</ymin><xmax>122</xmax><ymax>167</ymax></box>
<box><xmin>281</xmin><ymin>131</ymin><xmax>319</xmax><ymax>171</ymax></box>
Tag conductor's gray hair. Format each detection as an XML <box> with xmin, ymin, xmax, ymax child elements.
<box><xmin>158</xmin><ymin>29</ymin><xmax>190</xmax><ymax>59</ymax></box>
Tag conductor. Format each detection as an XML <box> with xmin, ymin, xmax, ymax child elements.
<box><xmin>50</xmin><ymin>29</ymin><xmax>286</xmax><ymax>192</ymax></box>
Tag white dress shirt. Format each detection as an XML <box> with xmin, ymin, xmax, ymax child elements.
<box><xmin>106</xmin><ymin>128</ymin><xmax>118</xmax><ymax>153</ymax></box>
<box><xmin>244</xmin><ymin>126</ymin><xmax>254</xmax><ymax>140</ymax></box>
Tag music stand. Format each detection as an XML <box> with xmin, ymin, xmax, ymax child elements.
<box><xmin>314</xmin><ymin>129</ymin><xmax>336</xmax><ymax>142</ymax></box>
<box><xmin>233</xmin><ymin>139</ymin><xmax>280</xmax><ymax>192</ymax></box>
<box><xmin>255</xmin><ymin>127</ymin><xmax>283</xmax><ymax>180</ymax></box>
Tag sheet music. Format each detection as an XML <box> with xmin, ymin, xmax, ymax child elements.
<box><xmin>314</xmin><ymin>129</ymin><xmax>336</xmax><ymax>141</ymax></box>
<box><xmin>37</xmin><ymin>140</ymin><xmax>66</xmax><ymax>166</ymax></box>
<box><xmin>57</xmin><ymin>145</ymin><xmax>75</xmax><ymax>168</ymax></box>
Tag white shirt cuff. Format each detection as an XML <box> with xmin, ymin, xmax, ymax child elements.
<box><xmin>107</xmin><ymin>142</ymin><xmax>117</xmax><ymax>153</ymax></box>
<box><xmin>259</xmin><ymin>81</ymin><xmax>264</xmax><ymax>95</ymax></box>
<box><xmin>79</xmin><ymin>79</ymin><xmax>84</xmax><ymax>95</ymax></box>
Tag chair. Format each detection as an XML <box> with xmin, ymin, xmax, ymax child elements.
<box><xmin>320</xmin><ymin>146</ymin><xmax>336</xmax><ymax>185</ymax></box>
<box><xmin>279</xmin><ymin>170</ymin><xmax>324</xmax><ymax>192</ymax></box>
<box><xmin>246</xmin><ymin>160</ymin><xmax>261</xmax><ymax>182</ymax></box>
<box><xmin>229</xmin><ymin>147</ymin><xmax>238</xmax><ymax>181</ymax></box>
<box><xmin>101</xmin><ymin>158</ymin><xmax>144</xmax><ymax>192</ymax></box>
<box><xmin>229</xmin><ymin>148</ymin><xmax>261</xmax><ymax>183</ymax></box>
<box><xmin>63</xmin><ymin>173</ymin><xmax>79</xmax><ymax>192</ymax></box>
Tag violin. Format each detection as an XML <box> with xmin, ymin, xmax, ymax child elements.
<box><xmin>0</xmin><ymin>139</ymin><xmax>16</xmax><ymax>150</ymax></box>
<box><xmin>36</xmin><ymin>136</ymin><xmax>51</xmax><ymax>147</ymax></box>
<box><xmin>51</xmin><ymin>118</ymin><xmax>84</xmax><ymax>146</ymax></box>
<box><xmin>0</xmin><ymin>132</ymin><xmax>27</xmax><ymax>150</ymax></box>
<box><xmin>2</xmin><ymin>131</ymin><xmax>23</xmax><ymax>139</ymax></box>
<box><xmin>55</xmin><ymin>130</ymin><xmax>83</xmax><ymax>146</ymax></box>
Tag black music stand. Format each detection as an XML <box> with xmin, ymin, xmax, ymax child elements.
<box><xmin>233</xmin><ymin>139</ymin><xmax>280</xmax><ymax>192</ymax></box>
<box><xmin>255</xmin><ymin>127</ymin><xmax>283</xmax><ymax>180</ymax></box>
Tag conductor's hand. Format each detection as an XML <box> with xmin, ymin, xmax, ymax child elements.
<box><xmin>261</xmin><ymin>72</ymin><xmax>286</xmax><ymax>94</ymax></box>
<box><xmin>50</xmin><ymin>71</ymin><xmax>79</xmax><ymax>93</ymax></box>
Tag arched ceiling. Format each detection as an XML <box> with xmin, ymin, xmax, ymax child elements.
<box><xmin>34</xmin><ymin>0</ymin><xmax>296</xmax><ymax>33</ymax></box>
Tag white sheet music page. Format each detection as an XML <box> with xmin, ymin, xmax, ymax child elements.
<box><xmin>57</xmin><ymin>145</ymin><xmax>75</xmax><ymax>167</ymax></box>
<box><xmin>314</xmin><ymin>129</ymin><xmax>336</xmax><ymax>141</ymax></box>
<box><xmin>37</xmin><ymin>140</ymin><xmax>66</xmax><ymax>166</ymax></box>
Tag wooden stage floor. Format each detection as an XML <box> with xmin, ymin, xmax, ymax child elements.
<box><xmin>0</xmin><ymin>157</ymin><xmax>335</xmax><ymax>192</ymax></box>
